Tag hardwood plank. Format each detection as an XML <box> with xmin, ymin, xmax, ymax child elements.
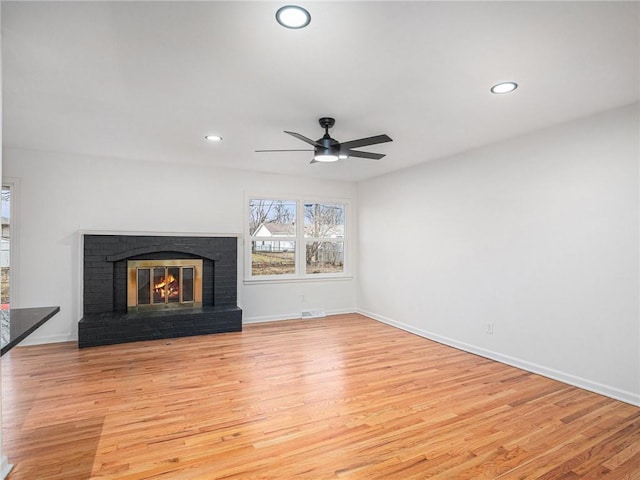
<box><xmin>2</xmin><ymin>314</ymin><xmax>639</xmax><ymax>479</ymax></box>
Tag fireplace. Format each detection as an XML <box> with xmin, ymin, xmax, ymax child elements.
<box><xmin>127</xmin><ymin>259</ymin><xmax>203</xmax><ymax>311</ymax></box>
<box><xmin>78</xmin><ymin>234</ymin><xmax>242</xmax><ymax>348</ymax></box>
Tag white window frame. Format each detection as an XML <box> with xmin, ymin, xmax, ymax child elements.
<box><xmin>244</xmin><ymin>194</ymin><xmax>351</xmax><ymax>284</ymax></box>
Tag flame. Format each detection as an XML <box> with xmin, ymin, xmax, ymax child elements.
<box><xmin>154</xmin><ymin>274</ymin><xmax>179</xmax><ymax>299</ymax></box>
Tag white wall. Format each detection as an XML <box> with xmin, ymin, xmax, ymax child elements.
<box><xmin>357</xmin><ymin>103</ymin><xmax>640</xmax><ymax>405</ymax></box>
<box><xmin>2</xmin><ymin>148</ymin><xmax>358</xmax><ymax>342</ymax></box>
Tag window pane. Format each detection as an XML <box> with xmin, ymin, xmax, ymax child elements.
<box><xmin>304</xmin><ymin>203</ymin><xmax>344</xmax><ymax>238</ymax></box>
<box><xmin>249</xmin><ymin>199</ymin><xmax>296</xmax><ymax>237</ymax></box>
<box><xmin>306</xmin><ymin>241</ymin><xmax>344</xmax><ymax>274</ymax></box>
<box><xmin>251</xmin><ymin>241</ymin><xmax>295</xmax><ymax>275</ymax></box>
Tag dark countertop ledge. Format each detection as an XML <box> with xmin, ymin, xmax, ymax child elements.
<box><xmin>1</xmin><ymin>306</ymin><xmax>60</xmax><ymax>356</ymax></box>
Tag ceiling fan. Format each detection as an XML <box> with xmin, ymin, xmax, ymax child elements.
<box><xmin>255</xmin><ymin>117</ymin><xmax>393</xmax><ymax>164</ymax></box>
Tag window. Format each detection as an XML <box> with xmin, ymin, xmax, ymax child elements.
<box><xmin>1</xmin><ymin>185</ymin><xmax>11</xmax><ymax>308</ymax></box>
<box><xmin>247</xmin><ymin>197</ymin><xmax>348</xmax><ymax>280</ymax></box>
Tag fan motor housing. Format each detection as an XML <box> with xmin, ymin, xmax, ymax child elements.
<box><xmin>317</xmin><ymin>136</ymin><xmax>339</xmax><ymax>148</ymax></box>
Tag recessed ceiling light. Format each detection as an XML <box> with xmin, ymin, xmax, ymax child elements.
<box><xmin>276</xmin><ymin>5</ymin><xmax>311</xmax><ymax>29</ymax></box>
<box><xmin>205</xmin><ymin>135</ymin><xmax>222</xmax><ymax>142</ymax></box>
<box><xmin>491</xmin><ymin>82</ymin><xmax>518</xmax><ymax>94</ymax></box>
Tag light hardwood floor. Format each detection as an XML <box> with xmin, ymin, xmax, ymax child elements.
<box><xmin>2</xmin><ymin>314</ymin><xmax>639</xmax><ymax>479</ymax></box>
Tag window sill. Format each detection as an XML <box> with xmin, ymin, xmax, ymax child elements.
<box><xmin>243</xmin><ymin>275</ymin><xmax>354</xmax><ymax>286</ymax></box>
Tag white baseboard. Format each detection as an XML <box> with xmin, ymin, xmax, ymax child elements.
<box><xmin>243</xmin><ymin>312</ymin><xmax>301</xmax><ymax>324</ymax></box>
<box><xmin>243</xmin><ymin>308</ymin><xmax>355</xmax><ymax>324</ymax></box>
<box><xmin>358</xmin><ymin>309</ymin><xmax>640</xmax><ymax>407</ymax></box>
<box><xmin>15</xmin><ymin>333</ymin><xmax>76</xmax><ymax>347</ymax></box>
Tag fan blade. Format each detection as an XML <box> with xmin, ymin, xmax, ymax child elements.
<box><xmin>339</xmin><ymin>134</ymin><xmax>392</xmax><ymax>150</ymax></box>
<box><xmin>310</xmin><ymin>158</ymin><xmax>319</xmax><ymax>164</ymax></box>
<box><xmin>345</xmin><ymin>150</ymin><xmax>385</xmax><ymax>160</ymax></box>
<box><xmin>284</xmin><ymin>131</ymin><xmax>322</xmax><ymax>147</ymax></box>
<box><xmin>255</xmin><ymin>149</ymin><xmax>314</xmax><ymax>152</ymax></box>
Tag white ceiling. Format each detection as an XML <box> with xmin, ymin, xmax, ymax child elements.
<box><xmin>2</xmin><ymin>1</ymin><xmax>639</xmax><ymax>182</ymax></box>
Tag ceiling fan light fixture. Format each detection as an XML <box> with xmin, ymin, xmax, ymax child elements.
<box><xmin>338</xmin><ymin>153</ymin><xmax>349</xmax><ymax>160</ymax></box>
<box><xmin>491</xmin><ymin>81</ymin><xmax>518</xmax><ymax>94</ymax></box>
<box><xmin>205</xmin><ymin>135</ymin><xmax>222</xmax><ymax>142</ymax></box>
<box><xmin>275</xmin><ymin>5</ymin><xmax>311</xmax><ymax>29</ymax></box>
<box><xmin>313</xmin><ymin>150</ymin><xmax>339</xmax><ymax>162</ymax></box>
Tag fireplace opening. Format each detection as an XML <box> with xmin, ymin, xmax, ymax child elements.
<box><xmin>127</xmin><ymin>259</ymin><xmax>203</xmax><ymax>312</ymax></box>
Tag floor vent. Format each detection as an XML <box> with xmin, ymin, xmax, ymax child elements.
<box><xmin>301</xmin><ymin>309</ymin><xmax>326</xmax><ymax>319</ymax></box>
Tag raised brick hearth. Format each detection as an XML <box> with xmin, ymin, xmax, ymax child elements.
<box><xmin>79</xmin><ymin>234</ymin><xmax>242</xmax><ymax>348</ymax></box>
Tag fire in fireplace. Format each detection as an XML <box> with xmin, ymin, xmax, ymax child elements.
<box><xmin>127</xmin><ymin>259</ymin><xmax>203</xmax><ymax>312</ymax></box>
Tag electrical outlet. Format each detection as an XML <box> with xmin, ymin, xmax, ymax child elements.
<box><xmin>486</xmin><ymin>322</ymin><xmax>494</xmax><ymax>335</ymax></box>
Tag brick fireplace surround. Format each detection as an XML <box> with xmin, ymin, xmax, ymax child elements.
<box><xmin>78</xmin><ymin>234</ymin><xmax>242</xmax><ymax>348</ymax></box>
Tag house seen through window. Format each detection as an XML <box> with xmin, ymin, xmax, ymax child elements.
<box><xmin>249</xmin><ymin>198</ymin><xmax>346</xmax><ymax>278</ymax></box>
